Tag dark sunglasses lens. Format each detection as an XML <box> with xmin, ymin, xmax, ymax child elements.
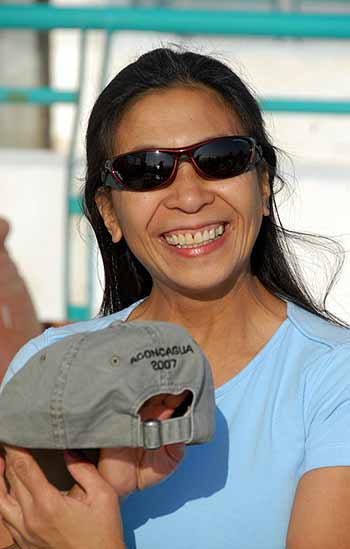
<box><xmin>194</xmin><ymin>137</ymin><xmax>253</xmax><ymax>178</ymax></box>
<box><xmin>112</xmin><ymin>151</ymin><xmax>175</xmax><ymax>190</ymax></box>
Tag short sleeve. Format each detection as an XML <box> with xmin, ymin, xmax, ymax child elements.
<box><xmin>299</xmin><ymin>344</ymin><xmax>350</xmax><ymax>478</ymax></box>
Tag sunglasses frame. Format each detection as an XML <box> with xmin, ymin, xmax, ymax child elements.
<box><xmin>101</xmin><ymin>135</ymin><xmax>263</xmax><ymax>192</ymax></box>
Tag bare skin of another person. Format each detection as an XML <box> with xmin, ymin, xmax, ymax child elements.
<box><xmin>0</xmin><ymin>217</ymin><xmax>42</xmax><ymax>546</ymax></box>
<box><xmin>0</xmin><ymin>218</ymin><xmax>41</xmax><ymax>383</ymax></box>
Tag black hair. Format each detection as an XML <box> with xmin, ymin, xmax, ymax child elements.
<box><xmin>83</xmin><ymin>46</ymin><xmax>348</xmax><ymax>327</ymax></box>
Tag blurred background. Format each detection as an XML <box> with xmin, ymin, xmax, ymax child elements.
<box><xmin>0</xmin><ymin>0</ymin><xmax>349</xmax><ymax>324</ymax></box>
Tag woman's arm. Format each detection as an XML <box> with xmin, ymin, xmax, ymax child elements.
<box><xmin>0</xmin><ymin>447</ymin><xmax>125</xmax><ymax>549</ymax></box>
<box><xmin>287</xmin><ymin>466</ymin><xmax>350</xmax><ymax>548</ymax></box>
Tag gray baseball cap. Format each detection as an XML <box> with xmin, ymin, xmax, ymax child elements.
<box><xmin>0</xmin><ymin>320</ymin><xmax>215</xmax><ymax>489</ymax></box>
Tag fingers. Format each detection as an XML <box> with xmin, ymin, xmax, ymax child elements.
<box><xmin>64</xmin><ymin>451</ymin><xmax>115</xmax><ymax>502</ymax></box>
<box><xmin>163</xmin><ymin>391</ymin><xmax>191</xmax><ymax>412</ymax></box>
<box><xmin>0</xmin><ymin>517</ymin><xmax>17</xmax><ymax>548</ymax></box>
<box><xmin>0</xmin><ymin>455</ymin><xmax>23</xmax><ymax>538</ymax></box>
<box><xmin>139</xmin><ymin>390</ymin><xmax>191</xmax><ymax>421</ymax></box>
<box><xmin>5</xmin><ymin>457</ymin><xmax>33</xmax><ymax>512</ymax></box>
<box><xmin>67</xmin><ymin>482</ymin><xmax>86</xmax><ymax>501</ymax></box>
<box><xmin>0</xmin><ymin>452</ymin><xmax>6</xmax><ymax>496</ymax></box>
<box><xmin>0</xmin><ymin>495</ymin><xmax>22</xmax><ymax>540</ymax></box>
<box><xmin>4</xmin><ymin>446</ymin><xmax>58</xmax><ymax>506</ymax></box>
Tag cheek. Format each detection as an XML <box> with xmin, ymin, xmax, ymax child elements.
<box><xmin>112</xmin><ymin>193</ymin><xmax>157</xmax><ymax>238</ymax></box>
<box><xmin>221</xmin><ymin>175</ymin><xmax>263</xmax><ymax>220</ymax></box>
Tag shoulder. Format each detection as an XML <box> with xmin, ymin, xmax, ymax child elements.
<box><xmin>285</xmin><ymin>303</ymin><xmax>350</xmax><ymax>420</ymax></box>
<box><xmin>276</xmin><ymin>302</ymin><xmax>350</xmax><ymax>402</ymax></box>
<box><xmin>284</xmin><ymin>302</ymin><xmax>350</xmax><ymax>375</ymax></box>
<box><xmin>0</xmin><ymin>300</ymin><xmax>143</xmax><ymax>391</ymax></box>
<box><xmin>287</xmin><ymin>301</ymin><xmax>350</xmax><ymax>351</ymax></box>
<box><xmin>43</xmin><ymin>301</ymin><xmax>141</xmax><ymax>345</ymax></box>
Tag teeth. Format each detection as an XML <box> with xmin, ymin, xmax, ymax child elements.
<box><xmin>194</xmin><ymin>232</ymin><xmax>202</xmax><ymax>244</ymax></box>
<box><xmin>164</xmin><ymin>224</ymin><xmax>225</xmax><ymax>248</ymax></box>
<box><xmin>185</xmin><ymin>233</ymin><xmax>194</xmax><ymax>245</ymax></box>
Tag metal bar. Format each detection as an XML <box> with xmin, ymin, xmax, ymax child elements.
<box><xmin>1</xmin><ymin>5</ymin><xmax>350</xmax><ymax>38</ymax></box>
<box><xmin>64</xmin><ymin>31</ymin><xmax>89</xmax><ymax>321</ymax></box>
<box><xmin>66</xmin><ymin>305</ymin><xmax>91</xmax><ymax>321</ymax></box>
<box><xmin>0</xmin><ymin>87</ymin><xmax>78</xmax><ymax>104</ymax></box>
<box><xmin>68</xmin><ymin>196</ymin><xmax>83</xmax><ymax>215</ymax></box>
<box><xmin>260</xmin><ymin>98</ymin><xmax>350</xmax><ymax>113</ymax></box>
<box><xmin>99</xmin><ymin>31</ymin><xmax>114</xmax><ymax>90</ymax></box>
<box><xmin>1</xmin><ymin>90</ymin><xmax>349</xmax><ymax>113</ymax></box>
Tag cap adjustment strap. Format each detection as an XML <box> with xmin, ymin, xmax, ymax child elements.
<box><xmin>141</xmin><ymin>415</ymin><xmax>192</xmax><ymax>450</ymax></box>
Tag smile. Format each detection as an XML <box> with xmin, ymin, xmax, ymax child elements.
<box><xmin>164</xmin><ymin>224</ymin><xmax>225</xmax><ymax>249</ymax></box>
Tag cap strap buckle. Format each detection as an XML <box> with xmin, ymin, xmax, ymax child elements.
<box><xmin>142</xmin><ymin>419</ymin><xmax>162</xmax><ymax>450</ymax></box>
<box><xmin>141</xmin><ymin>415</ymin><xmax>192</xmax><ymax>450</ymax></box>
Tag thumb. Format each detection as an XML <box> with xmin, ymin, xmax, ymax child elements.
<box><xmin>63</xmin><ymin>451</ymin><xmax>114</xmax><ymax>499</ymax></box>
<box><xmin>0</xmin><ymin>219</ymin><xmax>10</xmax><ymax>249</ymax></box>
<box><xmin>0</xmin><ymin>452</ymin><xmax>7</xmax><ymax>495</ymax></box>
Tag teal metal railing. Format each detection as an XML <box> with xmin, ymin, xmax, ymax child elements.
<box><xmin>1</xmin><ymin>5</ymin><xmax>350</xmax><ymax>36</ymax></box>
<box><xmin>1</xmin><ymin>4</ymin><xmax>349</xmax><ymax>320</ymax></box>
<box><xmin>0</xmin><ymin>87</ymin><xmax>78</xmax><ymax>104</ymax></box>
<box><xmin>1</xmin><ymin>92</ymin><xmax>350</xmax><ymax>115</ymax></box>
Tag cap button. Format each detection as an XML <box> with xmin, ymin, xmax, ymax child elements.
<box><xmin>110</xmin><ymin>354</ymin><xmax>120</xmax><ymax>367</ymax></box>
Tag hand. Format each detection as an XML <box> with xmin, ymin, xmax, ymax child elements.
<box><xmin>98</xmin><ymin>391</ymin><xmax>188</xmax><ymax>496</ymax></box>
<box><xmin>0</xmin><ymin>219</ymin><xmax>41</xmax><ymax>381</ymax></box>
<box><xmin>0</xmin><ymin>446</ymin><xmax>125</xmax><ymax>549</ymax></box>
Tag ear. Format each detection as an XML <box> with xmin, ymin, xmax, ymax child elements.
<box><xmin>260</xmin><ymin>166</ymin><xmax>271</xmax><ymax>217</ymax></box>
<box><xmin>95</xmin><ymin>188</ymin><xmax>123</xmax><ymax>243</ymax></box>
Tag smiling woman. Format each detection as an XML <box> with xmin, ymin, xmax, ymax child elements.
<box><xmin>94</xmin><ymin>86</ymin><xmax>270</xmax><ymax>301</ymax></box>
<box><xmin>1</xmin><ymin>47</ymin><xmax>350</xmax><ymax>549</ymax></box>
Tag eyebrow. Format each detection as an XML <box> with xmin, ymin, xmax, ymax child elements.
<box><xmin>115</xmin><ymin>133</ymin><xmax>244</xmax><ymax>155</ymax></box>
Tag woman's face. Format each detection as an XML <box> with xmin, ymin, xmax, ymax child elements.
<box><xmin>97</xmin><ymin>86</ymin><xmax>270</xmax><ymax>298</ymax></box>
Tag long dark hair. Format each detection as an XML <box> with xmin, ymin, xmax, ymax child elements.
<box><xmin>83</xmin><ymin>47</ymin><xmax>348</xmax><ymax>327</ymax></box>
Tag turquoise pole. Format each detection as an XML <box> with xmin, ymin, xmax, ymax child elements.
<box><xmin>0</xmin><ymin>87</ymin><xmax>78</xmax><ymax>103</ymax></box>
<box><xmin>260</xmin><ymin>99</ymin><xmax>350</xmax><ymax>114</ymax></box>
<box><xmin>0</xmin><ymin>5</ymin><xmax>350</xmax><ymax>38</ymax></box>
<box><xmin>1</xmin><ymin>92</ymin><xmax>350</xmax><ymax>114</ymax></box>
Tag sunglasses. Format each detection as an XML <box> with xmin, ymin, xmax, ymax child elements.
<box><xmin>101</xmin><ymin>135</ymin><xmax>263</xmax><ymax>192</ymax></box>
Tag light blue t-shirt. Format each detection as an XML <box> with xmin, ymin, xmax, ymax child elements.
<box><xmin>2</xmin><ymin>300</ymin><xmax>350</xmax><ymax>549</ymax></box>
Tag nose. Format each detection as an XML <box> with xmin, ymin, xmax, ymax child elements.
<box><xmin>163</xmin><ymin>160</ymin><xmax>215</xmax><ymax>213</ymax></box>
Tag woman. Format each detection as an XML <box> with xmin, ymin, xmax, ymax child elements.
<box><xmin>1</xmin><ymin>47</ymin><xmax>350</xmax><ymax>548</ymax></box>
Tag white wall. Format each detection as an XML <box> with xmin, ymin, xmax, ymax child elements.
<box><xmin>1</xmin><ymin>33</ymin><xmax>349</xmax><ymax>322</ymax></box>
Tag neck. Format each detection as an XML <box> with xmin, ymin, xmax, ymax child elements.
<box><xmin>129</xmin><ymin>275</ymin><xmax>287</xmax><ymax>386</ymax></box>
